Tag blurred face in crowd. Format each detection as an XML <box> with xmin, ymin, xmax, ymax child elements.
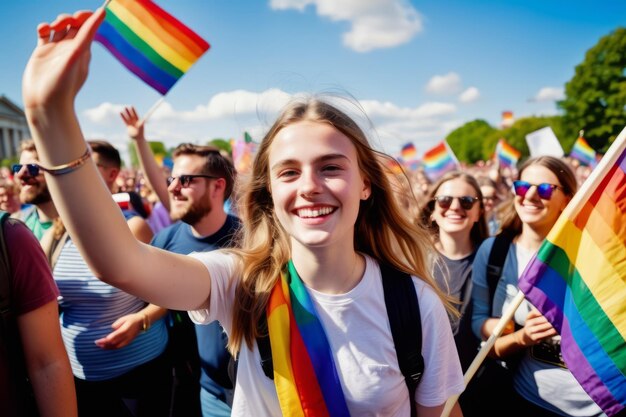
<box><xmin>168</xmin><ymin>154</ymin><xmax>214</xmax><ymax>224</ymax></box>
<box><xmin>480</xmin><ymin>185</ymin><xmax>499</xmax><ymax>215</ymax></box>
<box><xmin>0</xmin><ymin>183</ymin><xmax>20</xmax><ymax>213</ymax></box>
<box><xmin>15</xmin><ymin>150</ymin><xmax>52</xmax><ymax>205</ymax></box>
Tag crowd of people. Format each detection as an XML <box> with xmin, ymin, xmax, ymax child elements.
<box><xmin>0</xmin><ymin>7</ymin><xmax>610</xmax><ymax>417</ymax></box>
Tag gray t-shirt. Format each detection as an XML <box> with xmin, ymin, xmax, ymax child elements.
<box><xmin>433</xmin><ymin>252</ymin><xmax>475</xmax><ymax>334</ymax></box>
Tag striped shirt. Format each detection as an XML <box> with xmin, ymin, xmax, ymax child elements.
<box><xmin>53</xmin><ymin>238</ymin><xmax>168</xmax><ymax>381</ymax></box>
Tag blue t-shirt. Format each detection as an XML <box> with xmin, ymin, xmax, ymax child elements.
<box><xmin>150</xmin><ymin>215</ymin><xmax>240</xmax><ymax>398</ymax></box>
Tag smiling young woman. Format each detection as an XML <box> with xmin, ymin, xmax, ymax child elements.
<box><xmin>420</xmin><ymin>171</ymin><xmax>488</xmax><ymax>365</ymax></box>
<box><xmin>22</xmin><ymin>9</ymin><xmax>464</xmax><ymax>417</ymax></box>
<box><xmin>471</xmin><ymin>157</ymin><xmax>604</xmax><ymax>416</ymax></box>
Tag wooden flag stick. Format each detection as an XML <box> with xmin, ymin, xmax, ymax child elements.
<box><xmin>440</xmin><ymin>291</ymin><xmax>526</xmax><ymax>417</ymax></box>
<box><xmin>140</xmin><ymin>97</ymin><xmax>166</xmax><ymax>125</ymax></box>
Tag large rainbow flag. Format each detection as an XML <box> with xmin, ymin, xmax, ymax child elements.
<box><xmin>423</xmin><ymin>141</ymin><xmax>458</xmax><ymax>180</ymax></box>
<box><xmin>95</xmin><ymin>0</ymin><xmax>210</xmax><ymax>95</ymax></box>
<box><xmin>570</xmin><ymin>136</ymin><xmax>597</xmax><ymax>167</ymax></box>
<box><xmin>495</xmin><ymin>138</ymin><xmax>521</xmax><ymax>168</ymax></box>
<box><xmin>518</xmin><ymin>127</ymin><xmax>626</xmax><ymax>416</ymax></box>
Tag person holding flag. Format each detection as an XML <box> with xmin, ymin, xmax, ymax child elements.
<box><xmin>22</xmin><ymin>8</ymin><xmax>464</xmax><ymax>417</ymax></box>
<box><xmin>471</xmin><ymin>156</ymin><xmax>604</xmax><ymax>416</ymax></box>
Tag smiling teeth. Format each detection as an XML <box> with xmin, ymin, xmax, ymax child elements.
<box><xmin>298</xmin><ymin>207</ymin><xmax>334</xmax><ymax>218</ymax></box>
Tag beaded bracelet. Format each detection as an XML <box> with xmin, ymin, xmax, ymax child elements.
<box><xmin>38</xmin><ymin>147</ymin><xmax>91</xmax><ymax>176</ymax></box>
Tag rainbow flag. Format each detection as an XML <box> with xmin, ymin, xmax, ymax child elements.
<box><xmin>267</xmin><ymin>262</ymin><xmax>350</xmax><ymax>417</ymax></box>
<box><xmin>518</xmin><ymin>127</ymin><xmax>626</xmax><ymax>416</ymax></box>
<box><xmin>495</xmin><ymin>138</ymin><xmax>521</xmax><ymax>168</ymax></box>
<box><xmin>95</xmin><ymin>0</ymin><xmax>210</xmax><ymax>95</ymax></box>
<box><xmin>401</xmin><ymin>142</ymin><xmax>417</xmax><ymax>161</ymax></box>
<box><xmin>570</xmin><ymin>136</ymin><xmax>597</xmax><ymax>167</ymax></box>
<box><xmin>423</xmin><ymin>141</ymin><xmax>458</xmax><ymax>180</ymax></box>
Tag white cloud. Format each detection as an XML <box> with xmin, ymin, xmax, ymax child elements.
<box><xmin>80</xmin><ymin>89</ymin><xmax>459</xmax><ymax>161</ymax></box>
<box><xmin>269</xmin><ymin>0</ymin><xmax>423</xmax><ymax>52</ymax></box>
<box><xmin>425</xmin><ymin>72</ymin><xmax>462</xmax><ymax>95</ymax></box>
<box><xmin>532</xmin><ymin>87</ymin><xmax>564</xmax><ymax>102</ymax></box>
<box><xmin>458</xmin><ymin>86</ymin><xmax>480</xmax><ymax>103</ymax></box>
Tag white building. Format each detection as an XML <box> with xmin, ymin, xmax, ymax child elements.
<box><xmin>0</xmin><ymin>95</ymin><xmax>30</xmax><ymax>161</ymax></box>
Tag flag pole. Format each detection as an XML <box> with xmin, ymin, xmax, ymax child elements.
<box><xmin>440</xmin><ymin>291</ymin><xmax>526</xmax><ymax>417</ymax></box>
<box><xmin>140</xmin><ymin>97</ymin><xmax>166</xmax><ymax>125</ymax></box>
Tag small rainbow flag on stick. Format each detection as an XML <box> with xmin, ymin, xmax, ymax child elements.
<box><xmin>570</xmin><ymin>133</ymin><xmax>597</xmax><ymax>167</ymax></box>
<box><xmin>495</xmin><ymin>138</ymin><xmax>521</xmax><ymax>168</ymax></box>
<box><xmin>95</xmin><ymin>0</ymin><xmax>210</xmax><ymax>95</ymax></box>
<box><xmin>423</xmin><ymin>141</ymin><xmax>458</xmax><ymax>180</ymax></box>
<box><xmin>401</xmin><ymin>142</ymin><xmax>417</xmax><ymax>161</ymax></box>
<box><xmin>518</xmin><ymin>126</ymin><xmax>626</xmax><ymax>416</ymax></box>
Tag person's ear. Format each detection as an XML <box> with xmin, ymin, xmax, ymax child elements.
<box><xmin>361</xmin><ymin>178</ymin><xmax>372</xmax><ymax>200</ymax></box>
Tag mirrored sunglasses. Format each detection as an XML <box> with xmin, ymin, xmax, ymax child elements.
<box><xmin>166</xmin><ymin>174</ymin><xmax>219</xmax><ymax>188</ymax></box>
<box><xmin>11</xmin><ymin>163</ymin><xmax>41</xmax><ymax>177</ymax></box>
<box><xmin>433</xmin><ymin>195</ymin><xmax>480</xmax><ymax>210</ymax></box>
<box><xmin>512</xmin><ymin>180</ymin><xmax>561</xmax><ymax>200</ymax></box>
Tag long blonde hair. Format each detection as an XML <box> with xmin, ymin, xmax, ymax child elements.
<box><xmin>229</xmin><ymin>98</ymin><xmax>455</xmax><ymax>354</ymax></box>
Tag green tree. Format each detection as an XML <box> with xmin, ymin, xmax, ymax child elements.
<box><xmin>128</xmin><ymin>141</ymin><xmax>168</xmax><ymax>168</ymax></box>
<box><xmin>208</xmin><ymin>138</ymin><xmax>232</xmax><ymax>154</ymax></box>
<box><xmin>446</xmin><ymin>119</ymin><xmax>497</xmax><ymax>163</ymax></box>
<box><xmin>495</xmin><ymin>115</ymin><xmax>566</xmax><ymax>160</ymax></box>
<box><xmin>559</xmin><ymin>27</ymin><xmax>626</xmax><ymax>152</ymax></box>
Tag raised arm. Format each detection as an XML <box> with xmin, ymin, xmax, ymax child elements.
<box><xmin>120</xmin><ymin>106</ymin><xmax>171</xmax><ymax>212</ymax></box>
<box><xmin>22</xmin><ymin>10</ymin><xmax>210</xmax><ymax>311</ymax></box>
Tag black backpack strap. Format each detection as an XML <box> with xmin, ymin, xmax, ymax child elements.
<box><xmin>486</xmin><ymin>234</ymin><xmax>513</xmax><ymax>311</ymax></box>
<box><xmin>380</xmin><ymin>263</ymin><xmax>423</xmax><ymax>417</ymax></box>
<box><xmin>256</xmin><ymin>314</ymin><xmax>274</xmax><ymax>379</ymax></box>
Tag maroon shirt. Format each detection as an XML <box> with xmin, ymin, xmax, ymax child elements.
<box><xmin>0</xmin><ymin>219</ymin><xmax>59</xmax><ymax>416</ymax></box>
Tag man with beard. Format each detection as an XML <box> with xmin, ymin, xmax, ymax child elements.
<box><xmin>122</xmin><ymin>106</ymin><xmax>239</xmax><ymax>417</ymax></box>
<box><xmin>12</xmin><ymin>140</ymin><xmax>58</xmax><ymax>240</ymax></box>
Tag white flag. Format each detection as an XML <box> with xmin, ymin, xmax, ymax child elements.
<box><xmin>525</xmin><ymin>126</ymin><xmax>564</xmax><ymax>158</ymax></box>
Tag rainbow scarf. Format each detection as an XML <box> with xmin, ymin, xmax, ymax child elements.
<box><xmin>266</xmin><ymin>261</ymin><xmax>351</xmax><ymax>417</ymax></box>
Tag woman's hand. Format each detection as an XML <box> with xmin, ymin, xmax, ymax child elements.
<box><xmin>517</xmin><ymin>309</ymin><xmax>557</xmax><ymax>347</ymax></box>
<box><xmin>94</xmin><ymin>313</ymin><xmax>144</xmax><ymax>350</ymax></box>
<box><xmin>120</xmin><ymin>106</ymin><xmax>146</xmax><ymax>142</ymax></box>
<box><xmin>22</xmin><ymin>9</ymin><xmax>105</xmax><ymax>112</ymax></box>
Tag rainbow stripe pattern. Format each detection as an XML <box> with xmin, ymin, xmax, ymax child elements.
<box><xmin>518</xmin><ymin>139</ymin><xmax>626</xmax><ymax>416</ymax></box>
<box><xmin>401</xmin><ymin>142</ymin><xmax>417</xmax><ymax>160</ymax></box>
<box><xmin>496</xmin><ymin>138</ymin><xmax>521</xmax><ymax>168</ymax></box>
<box><xmin>570</xmin><ymin>136</ymin><xmax>597</xmax><ymax>167</ymax></box>
<box><xmin>95</xmin><ymin>0</ymin><xmax>210</xmax><ymax>95</ymax></box>
<box><xmin>266</xmin><ymin>261</ymin><xmax>350</xmax><ymax>417</ymax></box>
<box><xmin>423</xmin><ymin>141</ymin><xmax>458</xmax><ymax>180</ymax></box>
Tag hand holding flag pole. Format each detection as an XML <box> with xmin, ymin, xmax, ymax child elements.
<box><xmin>94</xmin><ymin>0</ymin><xmax>210</xmax><ymax>123</ymax></box>
<box><xmin>440</xmin><ymin>291</ymin><xmax>526</xmax><ymax>417</ymax></box>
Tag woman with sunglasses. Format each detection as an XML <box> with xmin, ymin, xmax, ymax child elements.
<box><xmin>420</xmin><ymin>172</ymin><xmax>488</xmax><ymax>417</ymax></box>
<box><xmin>421</xmin><ymin>172</ymin><xmax>488</xmax><ymax>337</ymax></box>
<box><xmin>21</xmin><ymin>10</ymin><xmax>464</xmax><ymax>417</ymax></box>
<box><xmin>471</xmin><ymin>156</ymin><xmax>604</xmax><ymax>416</ymax></box>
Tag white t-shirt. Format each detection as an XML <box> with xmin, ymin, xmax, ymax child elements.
<box><xmin>189</xmin><ymin>251</ymin><xmax>465</xmax><ymax>417</ymax></box>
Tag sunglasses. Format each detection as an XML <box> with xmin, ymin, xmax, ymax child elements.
<box><xmin>166</xmin><ymin>174</ymin><xmax>219</xmax><ymax>188</ymax></box>
<box><xmin>512</xmin><ymin>180</ymin><xmax>562</xmax><ymax>200</ymax></box>
<box><xmin>432</xmin><ymin>195</ymin><xmax>480</xmax><ymax>210</ymax></box>
<box><xmin>11</xmin><ymin>163</ymin><xmax>42</xmax><ymax>177</ymax></box>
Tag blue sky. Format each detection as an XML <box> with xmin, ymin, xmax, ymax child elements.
<box><xmin>2</xmin><ymin>0</ymin><xmax>625</xmax><ymax>162</ymax></box>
